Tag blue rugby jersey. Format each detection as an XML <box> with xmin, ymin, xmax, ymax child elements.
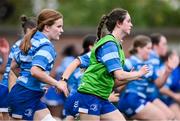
<box><xmin>79</xmin><ymin>41</ymin><xmax>123</xmax><ymax>72</ymax></box>
<box><xmin>1</xmin><ymin>39</ymin><xmax>22</xmax><ymax>86</ymax></box>
<box><xmin>96</xmin><ymin>41</ymin><xmax>123</xmax><ymax>73</ymax></box>
<box><xmin>123</xmin><ymin>55</ymin><xmax>158</xmax><ymax>98</ymax></box>
<box><xmin>78</xmin><ymin>52</ymin><xmax>91</xmax><ymax>69</ymax></box>
<box><xmin>14</xmin><ymin>31</ymin><xmax>56</xmax><ymax>92</ymax></box>
<box><xmin>146</xmin><ymin>50</ymin><xmax>164</xmax><ymax>95</ymax></box>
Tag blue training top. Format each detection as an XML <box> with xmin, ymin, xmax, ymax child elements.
<box><xmin>123</xmin><ymin>55</ymin><xmax>158</xmax><ymax>98</ymax></box>
<box><xmin>1</xmin><ymin>39</ymin><xmax>22</xmax><ymax>86</ymax></box>
<box><xmin>14</xmin><ymin>31</ymin><xmax>56</xmax><ymax>92</ymax></box>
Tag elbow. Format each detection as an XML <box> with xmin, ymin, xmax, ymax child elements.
<box><xmin>114</xmin><ymin>70</ymin><xmax>126</xmax><ymax>81</ymax></box>
<box><xmin>30</xmin><ymin>66</ymin><xmax>38</xmax><ymax>78</ymax></box>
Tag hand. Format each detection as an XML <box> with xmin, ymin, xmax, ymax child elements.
<box><xmin>55</xmin><ymin>81</ymin><xmax>69</xmax><ymax>97</ymax></box>
<box><xmin>0</xmin><ymin>38</ymin><xmax>9</xmax><ymax>54</ymax></box>
<box><xmin>173</xmin><ymin>93</ymin><xmax>180</xmax><ymax>103</ymax></box>
<box><xmin>166</xmin><ymin>52</ymin><xmax>179</xmax><ymax>72</ymax></box>
<box><xmin>108</xmin><ymin>91</ymin><xmax>120</xmax><ymax>102</ymax></box>
<box><xmin>138</xmin><ymin>65</ymin><xmax>149</xmax><ymax>77</ymax></box>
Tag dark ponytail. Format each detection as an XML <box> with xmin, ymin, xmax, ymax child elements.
<box><xmin>129</xmin><ymin>47</ymin><xmax>137</xmax><ymax>55</ymax></box>
<box><xmin>97</xmin><ymin>15</ymin><xmax>109</xmax><ymax>40</ymax></box>
<box><xmin>96</xmin><ymin>8</ymin><xmax>128</xmax><ymax>40</ymax></box>
<box><xmin>20</xmin><ymin>15</ymin><xmax>36</xmax><ymax>34</ymax></box>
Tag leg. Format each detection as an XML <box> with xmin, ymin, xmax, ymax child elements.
<box><xmin>100</xmin><ymin>109</ymin><xmax>126</xmax><ymax>121</ymax></box>
<box><xmin>132</xmin><ymin>102</ymin><xmax>167</xmax><ymax>120</ymax></box>
<box><xmin>65</xmin><ymin>115</ymin><xmax>75</xmax><ymax>121</ymax></box>
<box><xmin>2</xmin><ymin>112</ymin><xmax>10</xmax><ymax>120</ymax></box>
<box><xmin>153</xmin><ymin>98</ymin><xmax>175</xmax><ymax>120</ymax></box>
<box><xmin>169</xmin><ymin>103</ymin><xmax>180</xmax><ymax>120</ymax></box>
<box><xmin>33</xmin><ymin>108</ymin><xmax>56</xmax><ymax>121</ymax></box>
<box><xmin>79</xmin><ymin>113</ymin><xmax>100</xmax><ymax>121</ymax></box>
<box><xmin>48</xmin><ymin>105</ymin><xmax>64</xmax><ymax>119</ymax></box>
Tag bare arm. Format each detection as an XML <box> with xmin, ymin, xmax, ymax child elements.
<box><xmin>31</xmin><ymin>66</ymin><xmax>69</xmax><ymax>97</ymax></box>
<box><xmin>155</xmin><ymin>52</ymin><xmax>179</xmax><ymax>88</ymax></box>
<box><xmin>113</xmin><ymin>65</ymin><xmax>149</xmax><ymax>85</ymax></box>
<box><xmin>8</xmin><ymin>70</ymin><xmax>17</xmax><ymax>91</ymax></box>
<box><xmin>154</xmin><ymin>67</ymin><xmax>171</xmax><ymax>88</ymax></box>
<box><xmin>61</xmin><ymin>58</ymin><xmax>81</xmax><ymax>80</ymax></box>
<box><xmin>160</xmin><ymin>87</ymin><xmax>180</xmax><ymax>103</ymax></box>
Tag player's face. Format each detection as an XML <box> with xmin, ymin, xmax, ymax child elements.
<box><xmin>48</xmin><ymin>18</ymin><xmax>64</xmax><ymax>41</ymax></box>
<box><xmin>157</xmin><ymin>36</ymin><xmax>168</xmax><ymax>57</ymax></box>
<box><xmin>139</xmin><ymin>42</ymin><xmax>152</xmax><ymax>60</ymax></box>
<box><xmin>121</xmin><ymin>13</ymin><xmax>133</xmax><ymax>35</ymax></box>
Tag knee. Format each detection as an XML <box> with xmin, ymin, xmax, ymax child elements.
<box><xmin>166</xmin><ymin>111</ymin><xmax>175</xmax><ymax>120</ymax></box>
<box><xmin>41</xmin><ymin>114</ymin><xmax>56</xmax><ymax>121</ymax></box>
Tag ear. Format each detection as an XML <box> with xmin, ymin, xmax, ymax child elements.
<box><xmin>116</xmin><ymin>20</ymin><xmax>123</xmax><ymax>28</ymax></box>
<box><xmin>44</xmin><ymin>25</ymin><xmax>50</xmax><ymax>32</ymax></box>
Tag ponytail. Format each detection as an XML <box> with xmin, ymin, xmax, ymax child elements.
<box><xmin>20</xmin><ymin>28</ymin><xmax>37</xmax><ymax>54</ymax></box>
<box><xmin>97</xmin><ymin>15</ymin><xmax>108</xmax><ymax>40</ymax></box>
<box><xmin>129</xmin><ymin>47</ymin><xmax>137</xmax><ymax>55</ymax></box>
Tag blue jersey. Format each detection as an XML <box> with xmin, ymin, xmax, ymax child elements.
<box><xmin>1</xmin><ymin>39</ymin><xmax>22</xmax><ymax>86</ymax></box>
<box><xmin>65</xmin><ymin>41</ymin><xmax>122</xmax><ymax>117</ymax></box>
<box><xmin>14</xmin><ymin>31</ymin><xmax>56</xmax><ymax>92</ymax></box>
<box><xmin>123</xmin><ymin>55</ymin><xmax>157</xmax><ymax>98</ymax></box>
<box><xmin>146</xmin><ymin>50</ymin><xmax>164</xmax><ymax>100</ymax></box>
<box><xmin>0</xmin><ymin>55</ymin><xmax>2</xmax><ymax>65</ymax></box>
<box><xmin>78</xmin><ymin>52</ymin><xmax>91</xmax><ymax>69</ymax></box>
<box><xmin>171</xmin><ymin>66</ymin><xmax>180</xmax><ymax>92</ymax></box>
<box><xmin>159</xmin><ymin>64</ymin><xmax>175</xmax><ymax>105</ymax></box>
<box><xmin>56</xmin><ymin>56</ymin><xmax>82</xmax><ymax>95</ymax></box>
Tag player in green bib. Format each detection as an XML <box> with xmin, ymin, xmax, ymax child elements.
<box><xmin>63</xmin><ymin>8</ymin><xmax>149</xmax><ymax>121</ymax></box>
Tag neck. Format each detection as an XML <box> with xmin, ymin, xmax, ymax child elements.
<box><xmin>136</xmin><ymin>53</ymin><xmax>146</xmax><ymax>61</ymax></box>
<box><xmin>111</xmin><ymin>29</ymin><xmax>125</xmax><ymax>42</ymax></box>
<box><xmin>42</xmin><ymin>30</ymin><xmax>50</xmax><ymax>40</ymax></box>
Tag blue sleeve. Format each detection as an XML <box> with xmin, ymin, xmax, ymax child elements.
<box><xmin>32</xmin><ymin>45</ymin><xmax>55</xmax><ymax>70</ymax></box>
<box><xmin>151</xmin><ymin>65</ymin><xmax>158</xmax><ymax>81</ymax></box>
<box><xmin>78</xmin><ymin>52</ymin><xmax>91</xmax><ymax>69</ymax></box>
<box><xmin>124</xmin><ymin>59</ymin><xmax>133</xmax><ymax>72</ymax></box>
<box><xmin>55</xmin><ymin>57</ymin><xmax>74</xmax><ymax>80</ymax></box>
<box><xmin>96</xmin><ymin>41</ymin><xmax>122</xmax><ymax>73</ymax></box>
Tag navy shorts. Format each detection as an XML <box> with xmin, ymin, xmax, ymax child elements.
<box><xmin>42</xmin><ymin>86</ymin><xmax>66</xmax><ymax>106</ymax></box>
<box><xmin>118</xmin><ymin>92</ymin><xmax>148</xmax><ymax>117</ymax></box>
<box><xmin>65</xmin><ymin>91</ymin><xmax>117</xmax><ymax>117</ymax></box>
<box><xmin>146</xmin><ymin>84</ymin><xmax>159</xmax><ymax>102</ymax></box>
<box><xmin>0</xmin><ymin>83</ymin><xmax>9</xmax><ymax>112</ymax></box>
<box><xmin>7</xmin><ymin>83</ymin><xmax>47</xmax><ymax>120</ymax></box>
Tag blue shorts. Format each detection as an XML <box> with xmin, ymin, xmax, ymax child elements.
<box><xmin>160</xmin><ymin>95</ymin><xmax>174</xmax><ymax>106</ymax></box>
<box><xmin>0</xmin><ymin>83</ymin><xmax>9</xmax><ymax>112</ymax></box>
<box><xmin>65</xmin><ymin>91</ymin><xmax>117</xmax><ymax>117</ymax></box>
<box><xmin>118</xmin><ymin>92</ymin><xmax>148</xmax><ymax>117</ymax></box>
<box><xmin>7</xmin><ymin>83</ymin><xmax>47</xmax><ymax>120</ymax></box>
<box><xmin>146</xmin><ymin>84</ymin><xmax>159</xmax><ymax>102</ymax></box>
<box><xmin>42</xmin><ymin>86</ymin><xmax>66</xmax><ymax>106</ymax></box>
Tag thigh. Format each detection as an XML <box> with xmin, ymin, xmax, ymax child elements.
<box><xmin>153</xmin><ymin>98</ymin><xmax>175</xmax><ymax>120</ymax></box>
<box><xmin>100</xmin><ymin>109</ymin><xmax>125</xmax><ymax>121</ymax></box>
<box><xmin>132</xmin><ymin>102</ymin><xmax>167</xmax><ymax>120</ymax></box>
<box><xmin>80</xmin><ymin>113</ymin><xmax>100</xmax><ymax>121</ymax></box>
<box><xmin>169</xmin><ymin>103</ymin><xmax>180</xmax><ymax>120</ymax></box>
<box><xmin>33</xmin><ymin>108</ymin><xmax>50</xmax><ymax>121</ymax></box>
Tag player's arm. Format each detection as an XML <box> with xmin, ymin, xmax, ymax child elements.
<box><xmin>60</xmin><ymin>58</ymin><xmax>81</xmax><ymax>81</ymax></box>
